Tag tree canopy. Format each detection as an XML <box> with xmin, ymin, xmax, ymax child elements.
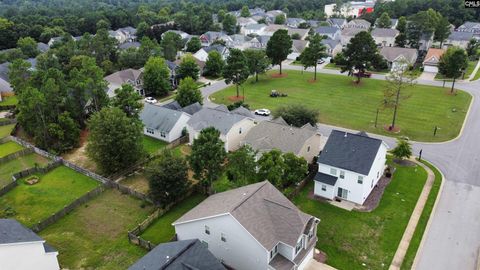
<box><xmin>175</xmin><ymin>77</ymin><xmax>203</xmax><ymax>107</ymax></box>
<box><xmin>438</xmin><ymin>47</ymin><xmax>468</xmax><ymax>93</ymax></box>
<box><xmin>266</xmin><ymin>29</ymin><xmax>292</xmax><ymax>74</ymax></box>
<box><xmin>143</xmin><ymin>56</ymin><xmax>171</xmax><ymax>97</ymax></box>
<box><xmin>223</xmin><ymin>48</ymin><xmax>250</xmax><ymax>97</ymax></box>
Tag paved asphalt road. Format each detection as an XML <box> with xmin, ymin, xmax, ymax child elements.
<box><xmin>201</xmin><ymin>66</ymin><xmax>480</xmax><ymax>270</ymax></box>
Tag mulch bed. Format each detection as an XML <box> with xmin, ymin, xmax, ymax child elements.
<box><xmin>270</xmin><ymin>73</ymin><xmax>288</xmax><ymax>78</ymax></box>
<box><xmin>227</xmin><ymin>96</ymin><xmax>245</xmax><ymax>102</ymax></box>
<box><xmin>393</xmin><ymin>159</ymin><xmax>417</xmax><ymax>167</ymax></box>
<box><xmin>356</xmin><ymin>171</ymin><xmax>395</xmax><ymax>212</ymax></box>
<box><xmin>384</xmin><ymin>125</ymin><xmax>401</xmax><ymax>133</ymax></box>
<box><xmin>314</xmin><ymin>250</ymin><xmax>327</xmax><ymax>263</ymax></box>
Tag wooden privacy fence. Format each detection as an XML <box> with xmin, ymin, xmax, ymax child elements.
<box><xmin>106</xmin><ymin>180</ymin><xmax>153</xmax><ymax>204</ymax></box>
<box><xmin>31</xmin><ymin>186</ymin><xmax>105</xmax><ymax>232</ymax></box>
<box><xmin>0</xmin><ymin>148</ymin><xmax>34</xmax><ymax>165</ymax></box>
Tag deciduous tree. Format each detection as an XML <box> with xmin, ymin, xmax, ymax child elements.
<box><xmin>175</xmin><ymin>77</ymin><xmax>202</xmax><ymax>107</ymax></box>
<box><xmin>223</xmin><ymin>48</ymin><xmax>250</xmax><ymax>97</ymax></box>
<box><xmin>299</xmin><ymin>34</ymin><xmax>327</xmax><ymax>81</ymax></box>
<box><xmin>438</xmin><ymin>47</ymin><xmax>468</xmax><ymax>93</ymax></box>
<box><xmin>244</xmin><ymin>49</ymin><xmax>270</xmax><ymax>82</ymax></box>
<box><xmin>257</xmin><ymin>149</ymin><xmax>285</xmax><ymax>188</ymax></box>
<box><xmin>177</xmin><ymin>54</ymin><xmax>200</xmax><ymax>81</ymax></box>
<box><xmin>266</xmin><ymin>29</ymin><xmax>292</xmax><ymax>75</ymax></box>
<box><xmin>186</xmin><ymin>36</ymin><xmax>202</xmax><ymax>53</ymax></box>
<box><xmin>112</xmin><ymin>84</ymin><xmax>143</xmax><ymax>118</ymax></box>
<box><xmin>273</xmin><ymin>105</ymin><xmax>319</xmax><ymax>127</ymax></box>
<box><xmin>226</xmin><ymin>145</ymin><xmax>257</xmax><ymax>186</ymax></box>
<box><xmin>203</xmin><ymin>50</ymin><xmax>225</xmax><ymax>78</ymax></box>
<box><xmin>143</xmin><ymin>56</ymin><xmax>171</xmax><ymax>97</ymax></box>
<box><xmin>377</xmin><ymin>12</ymin><xmax>392</xmax><ymax>28</ymax></box>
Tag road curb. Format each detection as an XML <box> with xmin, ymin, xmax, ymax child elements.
<box><xmin>411</xmin><ymin>161</ymin><xmax>445</xmax><ymax>270</ymax></box>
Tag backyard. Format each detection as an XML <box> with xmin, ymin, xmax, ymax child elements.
<box><xmin>210</xmin><ymin>70</ymin><xmax>471</xmax><ymax>142</ymax></box>
<box><xmin>40</xmin><ymin>189</ymin><xmax>154</xmax><ymax>270</ymax></box>
<box><xmin>0</xmin><ymin>95</ymin><xmax>19</xmax><ymax>106</ymax></box>
<box><xmin>0</xmin><ymin>124</ymin><xmax>15</xmax><ymax>138</ymax></box>
<box><xmin>292</xmin><ymin>160</ymin><xmax>428</xmax><ymax>270</ymax></box>
<box><xmin>140</xmin><ymin>194</ymin><xmax>206</xmax><ymax>244</ymax></box>
<box><xmin>0</xmin><ymin>141</ymin><xmax>24</xmax><ymax>157</ymax></box>
<box><xmin>142</xmin><ymin>135</ymin><xmax>167</xmax><ymax>155</ymax></box>
<box><xmin>0</xmin><ymin>153</ymin><xmax>49</xmax><ymax>188</ymax></box>
<box><xmin>0</xmin><ymin>166</ymin><xmax>100</xmax><ymax>227</ymax></box>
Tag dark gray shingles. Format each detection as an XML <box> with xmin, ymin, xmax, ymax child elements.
<box><xmin>140</xmin><ymin>103</ymin><xmax>185</xmax><ymax>132</ymax></box>
<box><xmin>181</xmin><ymin>102</ymin><xmax>202</xmax><ymax>115</ymax></box>
<box><xmin>313</xmin><ymin>172</ymin><xmax>338</xmax><ymax>186</ymax></box>
<box><xmin>0</xmin><ymin>219</ymin><xmax>43</xmax><ymax>244</ymax></box>
<box><xmin>187</xmin><ymin>107</ymin><xmax>249</xmax><ymax>135</ymax></box>
<box><xmin>317</xmin><ymin>130</ymin><xmax>382</xmax><ymax>175</ymax></box>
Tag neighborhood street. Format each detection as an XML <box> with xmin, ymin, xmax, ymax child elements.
<box><xmin>200</xmin><ymin>68</ymin><xmax>480</xmax><ymax>270</ymax></box>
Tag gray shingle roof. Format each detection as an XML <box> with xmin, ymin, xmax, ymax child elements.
<box><xmin>315</xmin><ymin>26</ymin><xmax>340</xmax><ymax>35</ymax></box>
<box><xmin>371</xmin><ymin>28</ymin><xmax>399</xmax><ymax>38</ymax></box>
<box><xmin>379</xmin><ymin>47</ymin><xmax>418</xmax><ymax>64</ymax></box>
<box><xmin>119</xmin><ymin>41</ymin><xmax>141</xmax><ymax>50</ymax></box>
<box><xmin>140</xmin><ymin>103</ymin><xmax>187</xmax><ymax>132</ymax></box>
<box><xmin>314</xmin><ymin>172</ymin><xmax>338</xmax><ymax>186</ymax></box>
<box><xmin>327</xmin><ymin>18</ymin><xmax>347</xmax><ymax>28</ymax></box>
<box><xmin>245</xmin><ymin>23</ymin><xmax>267</xmax><ymax>30</ymax></box>
<box><xmin>174</xmin><ymin>181</ymin><xmax>314</xmax><ymax>250</ymax></box>
<box><xmin>162</xmin><ymin>100</ymin><xmax>182</xmax><ymax>111</ymax></box>
<box><xmin>0</xmin><ymin>219</ymin><xmax>43</xmax><ymax>244</ymax></box>
<box><xmin>317</xmin><ymin>130</ymin><xmax>382</xmax><ymax>175</ymax></box>
<box><xmin>232</xmin><ymin>106</ymin><xmax>254</xmax><ymax>117</ymax></box>
<box><xmin>128</xmin><ymin>239</ymin><xmax>226</xmax><ymax>270</ymax></box>
<box><xmin>447</xmin><ymin>31</ymin><xmax>475</xmax><ymax>41</ymax></box>
<box><xmin>321</xmin><ymin>38</ymin><xmax>341</xmax><ymax>49</ymax></box>
<box><xmin>181</xmin><ymin>102</ymin><xmax>203</xmax><ymax>115</ymax></box>
<box><xmin>244</xmin><ymin>119</ymin><xmax>319</xmax><ymax>155</ymax></box>
<box><xmin>187</xmin><ymin>106</ymin><xmax>251</xmax><ymax>135</ymax></box>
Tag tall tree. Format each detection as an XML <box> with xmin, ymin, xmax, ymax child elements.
<box><xmin>143</xmin><ymin>56</ymin><xmax>171</xmax><ymax>97</ymax></box>
<box><xmin>438</xmin><ymin>47</ymin><xmax>469</xmax><ymax>93</ymax></box>
<box><xmin>161</xmin><ymin>31</ymin><xmax>182</xmax><ymax>61</ymax></box>
<box><xmin>466</xmin><ymin>39</ymin><xmax>479</xmax><ymax>58</ymax></box>
<box><xmin>175</xmin><ymin>77</ymin><xmax>202</xmax><ymax>107</ymax></box>
<box><xmin>223</xmin><ymin>48</ymin><xmax>250</xmax><ymax>97</ymax></box>
<box><xmin>434</xmin><ymin>16</ymin><xmax>451</xmax><ymax>47</ymax></box>
<box><xmin>17</xmin><ymin>37</ymin><xmax>39</xmax><ymax>58</ymax></box>
<box><xmin>266</xmin><ymin>29</ymin><xmax>292</xmax><ymax>75</ymax></box>
<box><xmin>146</xmin><ymin>149</ymin><xmax>189</xmax><ymax>207</ymax></box>
<box><xmin>273</xmin><ymin>105</ymin><xmax>319</xmax><ymax>127</ymax></box>
<box><xmin>257</xmin><ymin>149</ymin><xmax>285</xmax><ymax>188</ymax></box>
<box><xmin>377</xmin><ymin>12</ymin><xmax>392</xmax><ymax>28</ymax></box>
<box><xmin>341</xmin><ymin>31</ymin><xmax>383</xmax><ymax>83</ymax></box>
<box><xmin>177</xmin><ymin>54</ymin><xmax>200</xmax><ymax>81</ymax></box>
<box><xmin>222</xmin><ymin>14</ymin><xmax>237</xmax><ymax>35</ymax></box>
<box><xmin>395</xmin><ymin>16</ymin><xmax>408</xmax><ymax>47</ymax></box>
<box><xmin>392</xmin><ymin>138</ymin><xmax>412</xmax><ymax>160</ymax></box>
<box><xmin>86</xmin><ymin>107</ymin><xmax>145</xmax><ymax>175</ymax></box>
<box><xmin>203</xmin><ymin>50</ymin><xmax>225</xmax><ymax>78</ymax></box>
<box><xmin>299</xmin><ymin>34</ymin><xmax>327</xmax><ymax>81</ymax></box>
<box><xmin>226</xmin><ymin>145</ymin><xmax>257</xmax><ymax>186</ymax></box>
<box><xmin>283</xmin><ymin>153</ymin><xmax>308</xmax><ymax>187</ymax></box>
<box><xmin>112</xmin><ymin>84</ymin><xmax>143</xmax><ymax>118</ymax></box>
<box><xmin>189</xmin><ymin>127</ymin><xmax>226</xmax><ymax>194</ymax></box>
<box><xmin>186</xmin><ymin>36</ymin><xmax>202</xmax><ymax>53</ymax></box>
<box><xmin>244</xmin><ymin>49</ymin><xmax>270</xmax><ymax>82</ymax></box>
<box><xmin>383</xmin><ymin>60</ymin><xmax>415</xmax><ymax>130</ymax></box>
<box><xmin>8</xmin><ymin>59</ymin><xmax>32</xmax><ymax>94</ymax></box>
<box><xmin>274</xmin><ymin>14</ymin><xmax>286</xmax><ymax>24</ymax></box>
<box><xmin>240</xmin><ymin>6</ymin><xmax>251</xmax><ymax>17</ymax></box>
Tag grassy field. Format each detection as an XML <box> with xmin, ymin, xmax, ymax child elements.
<box><xmin>0</xmin><ymin>124</ymin><xmax>15</xmax><ymax>138</ymax></box>
<box><xmin>400</xmin><ymin>160</ymin><xmax>443</xmax><ymax>270</ymax></box>
<box><xmin>210</xmin><ymin>70</ymin><xmax>471</xmax><ymax>142</ymax></box>
<box><xmin>140</xmin><ymin>194</ymin><xmax>206</xmax><ymax>244</ymax></box>
<box><xmin>0</xmin><ymin>166</ymin><xmax>100</xmax><ymax>227</ymax></box>
<box><xmin>0</xmin><ymin>95</ymin><xmax>18</xmax><ymax>106</ymax></box>
<box><xmin>0</xmin><ymin>153</ymin><xmax>49</xmax><ymax>188</ymax></box>
<box><xmin>142</xmin><ymin>135</ymin><xmax>168</xmax><ymax>155</ymax></box>
<box><xmin>0</xmin><ymin>141</ymin><xmax>24</xmax><ymax>157</ymax></box>
<box><xmin>292</xmin><ymin>160</ymin><xmax>428</xmax><ymax>270</ymax></box>
<box><xmin>40</xmin><ymin>189</ymin><xmax>154</xmax><ymax>270</ymax></box>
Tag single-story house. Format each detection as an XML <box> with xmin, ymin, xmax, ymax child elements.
<box><xmin>128</xmin><ymin>239</ymin><xmax>226</xmax><ymax>270</ymax></box>
<box><xmin>313</xmin><ymin>130</ymin><xmax>388</xmax><ymax>205</ymax></box>
<box><xmin>288</xmin><ymin>40</ymin><xmax>309</xmax><ymax>60</ymax></box>
<box><xmin>0</xmin><ymin>219</ymin><xmax>60</xmax><ymax>270</ymax></box>
<box><xmin>173</xmin><ymin>181</ymin><xmax>319</xmax><ymax>270</ymax></box>
<box><xmin>104</xmin><ymin>68</ymin><xmax>144</xmax><ymax>97</ymax></box>
<box><xmin>345</xmin><ymin>19</ymin><xmax>371</xmax><ymax>29</ymax></box>
<box><xmin>380</xmin><ymin>47</ymin><xmax>418</xmax><ymax>71</ymax></box>
<box><xmin>456</xmin><ymin>21</ymin><xmax>480</xmax><ymax>34</ymax></box>
<box><xmin>423</xmin><ymin>48</ymin><xmax>446</xmax><ymax>73</ymax></box>
<box><xmin>340</xmin><ymin>28</ymin><xmax>367</xmax><ymax>46</ymax></box>
<box><xmin>322</xmin><ymin>38</ymin><xmax>342</xmax><ymax>57</ymax></box>
<box><xmin>315</xmin><ymin>26</ymin><xmax>341</xmax><ymax>41</ymax></box>
<box><xmin>140</xmin><ymin>103</ymin><xmax>191</xmax><ymax>143</ymax></box>
<box><xmin>443</xmin><ymin>31</ymin><xmax>478</xmax><ymax>49</ymax></box>
<box><xmin>193</xmin><ymin>45</ymin><xmax>230</xmax><ymax>62</ymax></box>
<box><xmin>243</xmin><ymin>117</ymin><xmax>324</xmax><ymax>162</ymax></box>
<box><xmin>186</xmin><ymin>105</ymin><xmax>256</xmax><ymax>152</ymax></box>
<box><xmin>327</xmin><ymin>18</ymin><xmax>347</xmax><ymax>29</ymax></box>
<box><xmin>371</xmin><ymin>28</ymin><xmax>399</xmax><ymax>47</ymax></box>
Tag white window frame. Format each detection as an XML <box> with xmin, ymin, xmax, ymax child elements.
<box><xmin>357</xmin><ymin>175</ymin><xmax>363</xmax><ymax>184</ymax></box>
<box><xmin>321</xmin><ymin>184</ymin><xmax>326</xmax><ymax>191</ymax></box>
<box><xmin>205</xmin><ymin>225</ymin><xmax>210</xmax><ymax>235</ymax></box>
<box><xmin>330</xmin><ymin>168</ymin><xmax>337</xmax><ymax>176</ymax></box>
<box><xmin>340</xmin><ymin>170</ymin><xmax>345</xmax><ymax>179</ymax></box>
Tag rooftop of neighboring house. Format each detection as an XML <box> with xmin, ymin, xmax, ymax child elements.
<box><xmin>237</xmin><ymin>17</ymin><xmax>258</xmax><ymax>25</ymax></box>
<box><xmin>287</xmin><ymin>28</ymin><xmax>309</xmax><ymax>38</ymax></box>
<box><xmin>245</xmin><ymin>23</ymin><xmax>267</xmax><ymax>30</ymax></box>
<box><xmin>327</xmin><ymin>18</ymin><xmax>347</xmax><ymax>28</ymax></box>
<box><xmin>0</xmin><ymin>58</ymin><xmax>37</xmax><ymax>83</ymax></box>
<box><xmin>104</xmin><ymin>68</ymin><xmax>142</xmax><ymax>86</ymax></box>
<box><xmin>264</xmin><ymin>24</ymin><xmax>288</xmax><ymax>33</ymax></box>
<box><xmin>140</xmin><ymin>103</ymin><xmax>188</xmax><ymax>132</ymax></box>
<box><xmin>374</xmin><ymin>18</ymin><xmax>398</xmax><ymax>28</ymax></box>
<box><xmin>379</xmin><ymin>47</ymin><xmax>418</xmax><ymax>63</ymax></box>
<box><xmin>458</xmin><ymin>21</ymin><xmax>480</xmax><ymax>30</ymax></box>
<box><xmin>341</xmin><ymin>27</ymin><xmax>366</xmax><ymax>37</ymax></box>
<box><xmin>244</xmin><ymin>117</ymin><xmax>319</xmax><ymax>155</ymax></box>
<box><xmin>447</xmin><ymin>31</ymin><xmax>476</xmax><ymax>41</ymax></box>
<box><xmin>315</xmin><ymin>26</ymin><xmax>341</xmax><ymax>35</ymax></box>
<box><xmin>202</xmin><ymin>44</ymin><xmax>228</xmax><ymax>55</ymax></box>
<box><xmin>371</xmin><ymin>28</ymin><xmax>399</xmax><ymax>38</ymax></box>
<box><xmin>287</xmin><ymin>17</ymin><xmax>306</xmax><ymax>24</ymax></box>
<box><xmin>117</xmin><ymin>26</ymin><xmax>137</xmax><ymax>35</ymax></box>
<box><xmin>119</xmin><ymin>41</ymin><xmax>141</xmax><ymax>50</ymax></box>
<box><xmin>201</xmin><ymin>31</ymin><xmax>227</xmax><ymax>41</ymax></box>
<box><xmin>321</xmin><ymin>38</ymin><xmax>341</xmax><ymax>48</ymax></box>
<box><xmin>186</xmin><ymin>105</ymin><xmax>252</xmax><ymax>135</ymax></box>
<box><xmin>265</xmin><ymin>10</ymin><xmax>285</xmax><ymax>18</ymax></box>
<box><xmin>292</xmin><ymin>39</ymin><xmax>309</xmax><ymax>53</ymax></box>
<box><xmin>423</xmin><ymin>48</ymin><xmax>446</xmax><ymax>65</ymax></box>
<box><xmin>346</xmin><ymin>19</ymin><xmax>371</xmax><ymax>29</ymax></box>
<box><xmin>317</xmin><ymin>130</ymin><xmax>383</xmax><ymax>175</ymax></box>
<box><xmin>162</xmin><ymin>100</ymin><xmax>203</xmax><ymax>116</ymax></box>
<box><xmin>0</xmin><ymin>219</ymin><xmax>57</xmax><ymax>254</ymax></box>
<box><xmin>174</xmin><ymin>181</ymin><xmax>316</xmax><ymax>251</ymax></box>
<box><xmin>37</xmin><ymin>42</ymin><xmax>50</xmax><ymax>52</ymax></box>
<box><xmin>128</xmin><ymin>239</ymin><xmax>226</xmax><ymax>270</ymax></box>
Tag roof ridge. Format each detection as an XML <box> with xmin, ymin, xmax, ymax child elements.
<box><xmin>230</xmin><ymin>181</ymin><xmax>268</xmax><ymax>213</ymax></box>
<box><xmin>263</xmin><ymin>197</ymin><xmax>295</xmax><ymax>211</ymax></box>
<box><xmin>160</xmin><ymin>240</ymin><xmax>196</xmax><ymax>270</ymax></box>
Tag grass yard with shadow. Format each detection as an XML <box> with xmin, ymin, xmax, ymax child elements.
<box><xmin>292</xmin><ymin>160</ymin><xmax>428</xmax><ymax>270</ymax></box>
<box><xmin>210</xmin><ymin>70</ymin><xmax>471</xmax><ymax>142</ymax></box>
<box><xmin>0</xmin><ymin>96</ymin><xmax>18</xmax><ymax>106</ymax></box>
<box><xmin>0</xmin><ymin>166</ymin><xmax>100</xmax><ymax>227</ymax></box>
<box><xmin>140</xmin><ymin>194</ymin><xmax>206</xmax><ymax>244</ymax></box>
<box><xmin>40</xmin><ymin>189</ymin><xmax>154</xmax><ymax>270</ymax></box>
<box><xmin>0</xmin><ymin>124</ymin><xmax>16</xmax><ymax>138</ymax></box>
<box><xmin>0</xmin><ymin>153</ymin><xmax>49</xmax><ymax>188</ymax></box>
<box><xmin>142</xmin><ymin>135</ymin><xmax>168</xmax><ymax>155</ymax></box>
<box><xmin>0</xmin><ymin>141</ymin><xmax>23</xmax><ymax>157</ymax></box>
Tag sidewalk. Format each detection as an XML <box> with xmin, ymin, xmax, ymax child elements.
<box><xmin>389</xmin><ymin>159</ymin><xmax>435</xmax><ymax>270</ymax></box>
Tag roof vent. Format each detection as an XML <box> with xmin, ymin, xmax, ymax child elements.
<box><xmin>344</xmin><ymin>132</ymin><xmax>348</xmax><ymax>138</ymax></box>
<box><xmin>166</xmin><ymin>255</ymin><xmax>170</xmax><ymax>262</ymax></box>
<box><xmin>243</xmin><ymin>192</ymin><xmax>247</xmax><ymax>196</ymax></box>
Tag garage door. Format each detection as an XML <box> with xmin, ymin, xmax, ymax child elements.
<box><xmin>424</xmin><ymin>65</ymin><xmax>438</xmax><ymax>73</ymax></box>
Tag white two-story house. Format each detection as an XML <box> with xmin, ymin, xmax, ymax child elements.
<box><xmin>0</xmin><ymin>219</ymin><xmax>60</xmax><ymax>270</ymax></box>
<box><xmin>313</xmin><ymin>130</ymin><xmax>387</xmax><ymax>205</ymax></box>
<box><xmin>140</xmin><ymin>103</ymin><xmax>191</xmax><ymax>143</ymax></box>
<box><xmin>173</xmin><ymin>181</ymin><xmax>319</xmax><ymax>270</ymax></box>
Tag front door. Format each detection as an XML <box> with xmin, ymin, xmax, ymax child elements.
<box><xmin>337</xmin><ymin>187</ymin><xmax>348</xmax><ymax>199</ymax></box>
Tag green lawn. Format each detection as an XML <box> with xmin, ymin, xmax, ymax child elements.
<box><xmin>0</xmin><ymin>124</ymin><xmax>15</xmax><ymax>138</ymax></box>
<box><xmin>210</xmin><ymin>70</ymin><xmax>471</xmax><ymax>142</ymax></box>
<box><xmin>292</xmin><ymin>160</ymin><xmax>428</xmax><ymax>270</ymax></box>
<box><xmin>0</xmin><ymin>141</ymin><xmax>24</xmax><ymax>157</ymax></box>
<box><xmin>324</xmin><ymin>63</ymin><xmax>341</xmax><ymax>70</ymax></box>
<box><xmin>120</xmin><ymin>171</ymin><xmax>149</xmax><ymax>194</ymax></box>
<box><xmin>0</xmin><ymin>166</ymin><xmax>100</xmax><ymax>227</ymax></box>
<box><xmin>435</xmin><ymin>60</ymin><xmax>478</xmax><ymax>81</ymax></box>
<box><xmin>40</xmin><ymin>189</ymin><xmax>154</xmax><ymax>270</ymax></box>
<box><xmin>140</xmin><ymin>194</ymin><xmax>206</xmax><ymax>244</ymax></box>
<box><xmin>142</xmin><ymin>135</ymin><xmax>167</xmax><ymax>155</ymax></box>
<box><xmin>0</xmin><ymin>96</ymin><xmax>18</xmax><ymax>106</ymax></box>
<box><xmin>0</xmin><ymin>153</ymin><xmax>49</xmax><ymax>188</ymax></box>
<box><xmin>400</xmin><ymin>160</ymin><xmax>443</xmax><ymax>270</ymax></box>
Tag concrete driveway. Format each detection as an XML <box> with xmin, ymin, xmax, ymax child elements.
<box><xmin>418</xmin><ymin>71</ymin><xmax>437</xmax><ymax>81</ymax></box>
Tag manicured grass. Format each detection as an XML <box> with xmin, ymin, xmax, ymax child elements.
<box><xmin>400</xmin><ymin>160</ymin><xmax>443</xmax><ymax>270</ymax></box>
<box><xmin>0</xmin><ymin>141</ymin><xmax>24</xmax><ymax>157</ymax></box>
<box><xmin>324</xmin><ymin>63</ymin><xmax>341</xmax><ymax>70</ymax></box>
<box><xmin>210</xmin><ymin>70</ymin><xmax>471</xmax><ymax>142</ymax></box>
<box><xmin>142</xmin><ymin>135</ymin><xmax>167</xmax><ymax>155</ymax></box>
<box><xmin>0</xmin><ymin>166</ymin><xmax>100</xmax><ymax>227</ymax></box>
<box><xmin>120</xmin><ymin>171</ymin><xmax>149</xmax><ymax>194</ymax></box>
<box><xmin>292</xmin><ymin>160</ymin><xmax>428</xmax><ymax>270</ymax></box>
<box><xmin>0</xmin><ymin>124</ymin><xmax>15</xmax><ymax>138</ymax></box>
<box><xmin>435</xmin><ymin>60</ymin><xmax>478</xmax><ymax>81</ymax></box>
<box><xmin>0</xmin><ymin>153</ymin><xmax>49</xmax><ymax>188</ymax></box>
<box><xmin>0</xmin><ymin>95</ymin><xmax>18</xmax><ymax>106</ymax></box>
<box><xmin>40</xmin><ymin>189</ymin><xmax>154</xmax><ymax>270</ymax></box>
<box><xmin>140</xmin><ymin>194</ymin><xmax>206</xmax><ymax>244</ymax></box>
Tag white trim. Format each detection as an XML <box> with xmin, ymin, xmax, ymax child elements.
<box><xmin>0</xmin><ymin>240</ymin><xmax>45</xmax><ymax>247</ymax></box>
<box><xmin>172</xmin><ymin>213</ymin><xmax>230</xmax><ymax>226</ymax></box>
